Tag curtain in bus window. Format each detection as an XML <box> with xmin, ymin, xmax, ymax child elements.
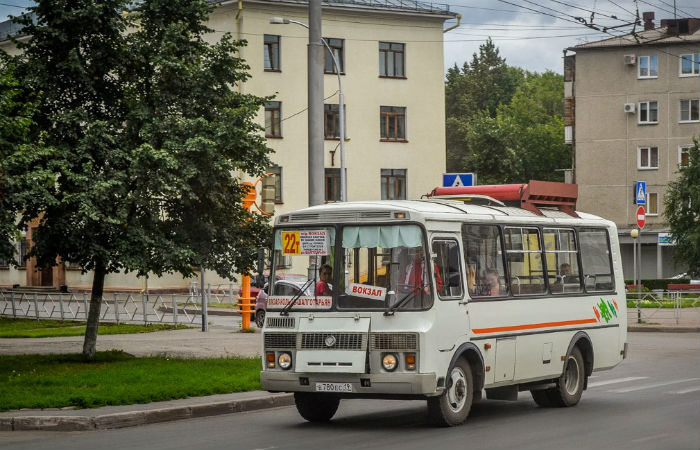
<box><xmin>505</xmin><ymin>227</ymin><xmax>546</xmax><ymax>296</ymax></box>
<box><xmin>543</xmin><ymin>228</ymin><xmax>582</xmax><ymax>294</ymax></box>
<box><xmin>579</xmin><ymin>229</ymin><xmax>614</xmax><ymax>292</ymax></box>
<box><xmin>342</xmin><ymin>225</ymin><xmax>422</xmax><ymax>249</ymax></box>
<box><xmin>462</xmin><ymin>224</ymin><xmax>508</xmax><ymax>298</ymax></box>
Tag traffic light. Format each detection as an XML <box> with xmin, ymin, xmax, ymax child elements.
<box><xmin>260</xmin><ymin>174</ymin><xmax>276</xmax><ymax>215</ymax></box>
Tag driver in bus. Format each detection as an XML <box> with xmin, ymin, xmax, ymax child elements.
<box><xmin>401</xmin><ymin>247</ymin><xmax>430</xmax><ymax>295</ymax></box>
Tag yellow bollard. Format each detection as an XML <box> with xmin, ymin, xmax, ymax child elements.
<box><xmin>238</xmin><ymin>274</ymin><xmax>254</xmax><ymax>330</ymax></box>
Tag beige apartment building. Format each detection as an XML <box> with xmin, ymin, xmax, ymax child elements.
<box><xmin>565</xmin><ymin>13</ymin><xmax>699</xmax><ymax>279</ymax></box>
<box><xmin>0</xmin><ymin>0</ymin><xmax>456</xmax><ymax>291</ymax></box>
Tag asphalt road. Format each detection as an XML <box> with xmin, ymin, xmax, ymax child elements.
<box><xmin>2</xmin><ymin>332</ymin><xmax>698</xmax><ymax>450</ymax></box>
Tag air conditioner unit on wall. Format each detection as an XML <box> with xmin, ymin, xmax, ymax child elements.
<box><xmin>624</xmin><ymin>103</ymin><xmax>636</xmax><ymax>113</ymax></box>
<box><xmin>624</xmin><ymin>54</ymin><xmax>636</xmax><ymax>65</ymax></box>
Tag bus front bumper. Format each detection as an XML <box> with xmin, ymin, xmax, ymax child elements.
<box><xmin>260</xmin><ymin>371</ymin><xmax>439</xmax><ymax>396</ymax></box>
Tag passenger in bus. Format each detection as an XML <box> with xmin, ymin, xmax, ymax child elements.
<box><xmin>481</xmin><ymin>268</ymin><xmax>501</xmax><ymax>296</ymax></box>
<box><xmin>559</xmin><ymin>263</ymin><xmax>571</xmax><ymax>277</ymax></box>
<box><xmin>315</xmin><ymin>264</ymin><xmax>333</xmax><ymax>296</ymax></box>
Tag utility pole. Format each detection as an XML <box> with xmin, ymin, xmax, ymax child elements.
<box><xmin>307</xmin><ymin>0</ymin><xmax>324</xmax><ymax>206</ymax></box>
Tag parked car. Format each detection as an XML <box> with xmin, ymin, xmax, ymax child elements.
<box><xmin>255</xmin><ymin>277</ymin><xmax>311</xmax><ymax>328</ymax></box>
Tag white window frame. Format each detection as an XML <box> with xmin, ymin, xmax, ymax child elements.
<box><xmin>637</xmin><ymin>146</ymin><xmax>659</xmax><ymax>170</ymax></box>
<box><xmin>679</xmin><ymin>52</ymin><xmax>700</xmax><ymax>77</ymax></box>
<box><xmin>638</xmin><ymin>55</ymin><xmax>658</xmax><ymax>79</ymax></box>
<box><xmin>646</xmin><ymin>192</ymin><xmax>659</xmax><ymax>216</ymax></box>
<box><xmin>638</xmin><ymin>101</ymin><xmax>659</xmax><ymax>124</ymax></box>
<box><xmin>678</xmin><ymin>145</ymin><xmax>692</xmax><ymax>167</ymax></box>
<box><xmin>679</xmin><ymin>99</ymin><xmax>700</xmax><ymax>123</ymax></box>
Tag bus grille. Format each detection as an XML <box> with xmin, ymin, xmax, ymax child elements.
<box><xmin>266</xmin><ymin>317</ymin><xmax>295</xmax><ymax>329</ymax></box>
<box><xmin>264</xmin><ymin>333</ymin><xmax>297</xmax><ymax>349</ymax></box>
<box><xmin>300</xmin><ymin>333</ymin><xmax>365</xmax><ymax>350</ymax></box>
<box><xmin>371</xmin><ymin>333</ymin><xmax>418</xmax><ymax>350</ymax></box>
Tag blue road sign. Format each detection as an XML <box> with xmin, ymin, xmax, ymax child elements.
<box><xmin>634</xmin><ymin>181</ymin><xmax>646</xmax><ymax>205</ymax></box>
<box><xmin>443</xmin><ymin>173</ymin><xmax>476</xmax><ymax>187</ymax></box>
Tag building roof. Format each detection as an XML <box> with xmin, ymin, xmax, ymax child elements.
<box><xmin>0</xmin><ymin>0</ymin><xmax>455</xmax><ymax>43</ymax></box>
<box><xmin>569</xmin><ymin>20</ymin><xmax>699</xmax><ymax>51</ymax></box>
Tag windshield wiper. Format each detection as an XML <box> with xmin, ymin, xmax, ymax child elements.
<box><xmin>384</xmin><ymin>288</ymin><xmax>418</xmax><ymax>316</ymax></box>
<box><xmin>280</xmin><ymin>279</ymin><xmax>315</xmax><ymax>316</ymax></box>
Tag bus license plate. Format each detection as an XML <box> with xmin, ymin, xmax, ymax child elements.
<box><xmin>315</xmin><ymin>382</ymin><xmax>353</xmax><ymax>393</ymax></box>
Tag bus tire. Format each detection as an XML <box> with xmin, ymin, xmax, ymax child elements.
<box><xmin>555</xmin><ymin>346</ymin><xmax>585</xmax><ymax>406</ymax></box>
<box><xmin>427</xmin><ymin>358</ymin><xmax>473</xmax><ymax>426</ymax></box>
<box><xmin>530</xmin><ymin>388</ymin><xmax>558</xmax><ymax>407</ymax></box>
<box><xmin>294</xmin><ymin>392</ymin><xmax>340</xmax><ymax>422</ymax></box>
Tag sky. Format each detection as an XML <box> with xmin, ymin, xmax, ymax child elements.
<box><xmin>1</xmin><ymin>0</ymin><xmax>699</xmax><ymax>74</ymax></box>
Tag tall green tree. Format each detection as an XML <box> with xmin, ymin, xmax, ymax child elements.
<box><xmin>665</xmin><ymin>141</ymin><xmax>700</xmax><ymax>276</ymax></box>
<box><xmin>445</xmin><ymin>39</ymin><xmax>523</xmax><ymax>172</ymax></box>
<box><xmin>4</xmin><ymin>0</ymin><xmax>271</xmax><ymax>360</ymax></box>
<box><xmin>0</xmin><ymin>55</ymin><xmax>35</xmax><ymax>262</ymax></box>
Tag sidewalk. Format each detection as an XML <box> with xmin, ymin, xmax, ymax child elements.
<box><xmin>0</xmin><ymin>391</ymin><xmax>294</xmax><ymax>431</ymax></box>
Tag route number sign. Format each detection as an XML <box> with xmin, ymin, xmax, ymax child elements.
<box><xmin>281</xmin><ymin>230</ymin><xmax>329</xmax><ymax>255</ymax></box>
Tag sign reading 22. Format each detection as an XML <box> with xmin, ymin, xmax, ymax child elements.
<box><xmin>282</xmin><ymin>231</ymin><xmax>301</xmax><ymax>255</ymax></box>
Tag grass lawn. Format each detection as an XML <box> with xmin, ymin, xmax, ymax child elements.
<box><xmin>0</xmin><ymin>351</ymin><xmax>262</xmax><ymax>411</ymax></box>
<box><xmin>0</xmin><ymin>317</ymin><xmax>189</xmax><ymax>338</ymax></box>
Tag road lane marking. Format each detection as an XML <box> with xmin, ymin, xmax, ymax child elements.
<box><xmin>670</xmin><ymin>386</ymin><xmax>700</xmax><ymax>395</ymax></box>
<box><xmin>588</xmin><ymin>376</ymin><xmax>648</xmax><ymax>388</ymax></box>
<box><xmin>609</xmin><ymin>378</ymin><xmax>700</xmax><ymax>393</ymax></box>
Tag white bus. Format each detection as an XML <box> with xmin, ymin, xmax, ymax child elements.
<box><xmin>260</xmin><ymin>194</ymin><xmax>627</xmax><ymax>426</ymax></box>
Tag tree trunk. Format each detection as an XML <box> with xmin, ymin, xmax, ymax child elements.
<box><xmin>82</xmin><ymin>263</ymin><xmax>106</xmax><ymax>361</ymax></box>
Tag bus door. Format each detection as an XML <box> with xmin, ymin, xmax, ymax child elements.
<box><xmin>430</xmin><ymin>236</ymin><xmax>469</xmax><ymax>351</ymax></box>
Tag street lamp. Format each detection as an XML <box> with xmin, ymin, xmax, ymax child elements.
<box><xmin>270</xmin><ymin>17</ymin><xmax>347</xmax><ymax>202</ymax></box>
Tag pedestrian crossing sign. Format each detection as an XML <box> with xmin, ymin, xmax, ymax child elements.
<box><xmin>634</xmin><ymin>181</ymin><xmax>646</xmax><ymax>205</ymax></box>
<box><xmin>443</xmin><ymin>173</ymin><xmax>476</xmax><ymax>187</ymax></box>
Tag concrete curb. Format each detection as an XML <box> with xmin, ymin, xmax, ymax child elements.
<box><xmin>2</xmin><ymin>393</ymin><xmax>294</xmax><ymax>432</ymax></box>
<box><xmin>628</xmin><ymin>325</ymin><xmax>700</xmax><ymax>333</ymax></box>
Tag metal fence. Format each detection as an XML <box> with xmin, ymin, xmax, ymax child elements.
<box><xmin>626</xmin><ymin>289</ymin><xmax>700</xmax><ymax>326</ymax></box>
<box><xmin>0</xmin><ymin>283</ymin><xmax>240</xmax><ymax>326</ymax></box>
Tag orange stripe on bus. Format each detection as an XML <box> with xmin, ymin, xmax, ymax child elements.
<box><xmin>472</xmin><ymin>318</ymin><xmax>598</xmax><ymax>334</ymax></box>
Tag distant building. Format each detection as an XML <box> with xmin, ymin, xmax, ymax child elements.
<box><xmin>564</xmin><ymin>12</ymin><xmax>699</xmax><ymax>279</ymax></box>
<box><xmin>0</xmin><ymin>0</ymin><xmax>456</xmax><ymax>291</ymax></box>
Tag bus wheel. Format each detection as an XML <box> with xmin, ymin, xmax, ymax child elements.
<box><xmin>427</xmin><ymin>359</ymin><xmax>473</xmax><ymax>426</ymax></box>
<box><xmin>255</xmin><ymin>310</ymin><xmax>265</xmax><ymax>328</ymax></box>
<box><xmin>294</xmin><ymin>392</ymin><xmax>340</xmax><ymax>422</ymax></box>
<box><xmin>555</xmin><ymin>347</ymin><xmax>585</xmax><ymax>406</ymax></box>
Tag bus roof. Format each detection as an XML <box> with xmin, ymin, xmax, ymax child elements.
<box><xmin>274</xmin><ymin>199</ymin><xmax>612</xmax><ymax>228</ymax></box>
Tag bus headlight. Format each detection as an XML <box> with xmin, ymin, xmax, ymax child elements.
<box><xmin>382</xmin><ymin>353</ymin><xmax>398</xmax><ymax>371</ymax></box>
<box><xmin>278</xmin><ymin>352</ymin><xmax>292</xmax><ymax>370</ymax></box>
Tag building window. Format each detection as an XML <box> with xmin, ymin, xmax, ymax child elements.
<box><xmin>324</xmin><ymin>38</ymin><xmax>344</xmax><ymax>74</ymax></box>
<box><xmin>264</xmin><ymin>34</ymin><xmax>280</xmax><ymax>71</ymax></box>
<box><xmin>638</xmin><ymin>55</ymin><xmax>658</xmax><ymax>78</ymax></box>
<box><xmin>647</xmin><ymin>192</ymin><xmax>659</xmax><ymax>216</ymax></box>
<box><xmin>265</xmin><ymin>101</ymin><xmax>282</xmax><ymax>138</ymax></box>
<box><xmin>380</xmin><ymin>106</ymin><xmax>406</xmax><ymax>141</ymax></box>
<box><xmin>325</xmin><ymin>168</ymin><xmax>341</xmax><ymax>202</ymax></box>
<box><xmin>380</xmin><ymin>169</ymin><xmax>406</xmax><ymax>200</ymax></box>
<box><xmin>679</xmin><ymin>145</ymin><xmax>692</xmax><ymax>167</ymax></box>
<box><xmin>268</xmin><ymin>165</ymin><xmax>282</xmax><ymax>203</ymax></box>
<box><xmin>680</xmin><ymin>52</ymin><xmax>699</xmax><ymax>76</ymax></box>
<box><xmin>680</xmin><ymin>99</ymin><xmax>699</xmax><ymax>122</ymax></box>
<box><xmin>638</xmin><ymin>101</ymin><xmax>658</xmax><ymax>124</ymax></box>
<box><xmin>324</xmin><ymin>104</ymin><xmax>345</xmax><ymax>139</ymax></box>
<box><xmin>638</xmin><ymin>146</ymin><xmax>659</xmax><ymax>169</ymax></box>
<box><xmin>379</xmin><ymin>42</ymin><xmax>405</xmax><ymax>78</ymax></box>
<box><xmin>18</xmin><ymin>239</ymin><xmax>27</xmax><ymax>268</ymax></box>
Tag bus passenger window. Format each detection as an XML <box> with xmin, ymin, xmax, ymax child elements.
<box><xmin>544</xmin><ymin>228</ymin><xmax>582</xmax><ymax>294</ymax></box>
<box><xmin>432</xmin><ymin>239</ymin><xmax>463</xmax><ymax>299</ymax></box>
<box><xmin>462</xmin><ymin>225</ymin><xmax>508</xmax><ymax>298</ymax></box>
<box><xmin>504</xmin><ymin>227</ymin><xmax>546</xmax><ymax>296</ymax></box>
<box><xmin>579</xmin><ymin>229</ymin><xmax>615</xmax><ymax>292</ymax></box>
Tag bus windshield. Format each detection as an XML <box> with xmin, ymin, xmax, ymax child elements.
<box><xmin>337</xmin><ymin>224</ymin><xmax>433</xmax><ymax>311</ymax></box>
<box><xmin>268</xmin><ymin>227</ymin><xmax>336</xmax><ymax>311</ymax></box>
